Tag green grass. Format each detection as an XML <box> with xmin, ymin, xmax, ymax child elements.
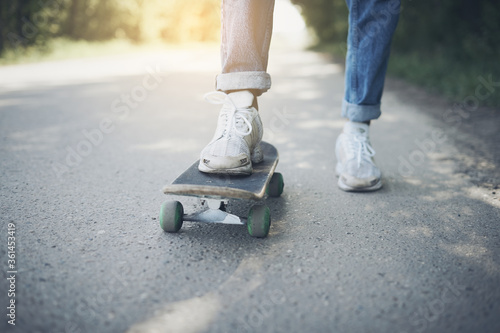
<box><xmin>388</xmin><ymin>51</ymin><xmax>500</xmax><ymax>108</ymax></box>
<box><xmin>0</xmin><ymin>38</ymin><xmax>132</xmax><ymax>65</ymax></box>
<box><xmin>310</xmin><ymin>42</ymin><xmax>500</xmax><ymax>108</ymax></box>
<box><xmin>0</xmin><ymin>37</ymin><xmax>218</xmax><ymax>66</ymax></box>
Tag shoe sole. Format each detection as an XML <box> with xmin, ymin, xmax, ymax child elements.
<box><xmin>198</xmin><ymin>162</ymin><xmax>252</xmax><ymax>175</ymax></box>
<box><xmin>198</xmin><ymin>144</ymin><xmax>264</xmax><ymax>176</ymax></box>
<box><xmin>337</xmin><ymin>177</ymin><xmax>383</xmax><ymax>192</ymax></box>
<box><xmin>335</xmin><ymin>162</ymin><xmax>383</xmax><ymax>192</ymax></box>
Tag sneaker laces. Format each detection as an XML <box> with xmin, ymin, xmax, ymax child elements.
<box><xmin>347</xmin><ymin>134</ymin><xmax>376</xmax><ymax>167</ymax></box>
<box><xmin>204</xmin><ymin>91</ymin><xmax>253</xmax><ymax>136</ymax></box>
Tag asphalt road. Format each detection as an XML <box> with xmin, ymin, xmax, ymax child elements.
<box><xmin>1</xmin><ymin>40</ymin><xmax>499</xmax><ymax>333</ymax></box>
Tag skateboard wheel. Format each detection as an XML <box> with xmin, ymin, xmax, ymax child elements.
<box><xmin>267</xmin><ymin>172</ymin><xmax>284</xmax><ymax>198</ymax></box>
<box><xmin>159</xmin><ymin>201</ymin><xmax>183</xmax><ymax>233</ymax></box>
<box><xmin>247</xmin><ymin>205</ymin><xmax>271</xmax><ymax>238</ymax></box>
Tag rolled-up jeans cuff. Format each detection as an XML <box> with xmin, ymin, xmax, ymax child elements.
<box><xmin>216</xmin><ymin>71</ymin><xmax>271</xmax><ymax>96</ymax></box>
<box><xmin>341</xmin><ymin>99</ymin><xmax>382</xmax><ymax>122</ymax></box>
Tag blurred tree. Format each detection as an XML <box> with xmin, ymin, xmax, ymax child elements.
<box><xmin>0</xmin><ymin>0</ymin><xmax>221</xmax><ymax>56</ymax></box>
<box><xmin>0</xmin><ymin>0</ymin><xmax>40</xmax><ymax>50</ymax></box>
<box><xmin>65</xmin><ymin>0</ymin><xmax>83</xmax><ymax>39</ymax></box>
<box><xmin>0</xmin><ymin>0</ymin><xmax>66</xmax><ymax>53</ymax></box>
<box><xmin>290</xmin><ymin>0</ymin><xmax>500</xmax><ymax>105</ymax></box>
<box><xmin>291</xmin><ymin>0</ymin><xmax>500</xmax><ymax>64</ymax></box>
<box><xmin>291</xmin><ymin>0</ymin><xmax>348</xmax><ymax>45</ymax></box>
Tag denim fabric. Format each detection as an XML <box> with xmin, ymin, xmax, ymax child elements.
<box><xmin>218</xmin><ymin>0</ymin><xmax>400</xmax><ymax>120</ymax></box>
<box><xmin>342</xmin><ymin>0</ymin><xmax>401</xmax><ymax>122</ymax></box>
<box><xmin>217</xmin><ymin>0</ymin><xmax>275</xmax><ymax>96</ymax></box>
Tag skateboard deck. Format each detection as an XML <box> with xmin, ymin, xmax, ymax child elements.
<box><xmin>159</xmin><ymin>141</ymin><xmax>284</xmax><ymax>238</ymax></box>
<box><xmin>162</xmin><ymin>141</ymin><xmax>279</xmax><ymax>200</ymax></box>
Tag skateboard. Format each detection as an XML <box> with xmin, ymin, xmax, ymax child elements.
<box><xmin>159</xmin><ymin>141</ymin><xmax>284</xmax><ymax>238</ymax></box>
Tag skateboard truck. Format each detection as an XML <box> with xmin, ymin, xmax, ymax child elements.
<box><xmin>184</xmin><ymin>199</ymin><xmax>243</xmax><ymax>225</ymax></box>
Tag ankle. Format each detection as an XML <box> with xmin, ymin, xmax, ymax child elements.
<box><xmin>227</xmin><ymin>90</ymin><xmax>259</xmax><ymax>111</ymax></box>
<box><xmin>349</xmin><ymin>120</ymin><xmax>370</xmax><ymax>126</ymax></box>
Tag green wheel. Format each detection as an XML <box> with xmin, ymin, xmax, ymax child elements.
<box><xmin>266</xmin><ymin>172</ymin><xmax>284</xmax><ymax>198</ymax></box>
<box><xmin>159</xmin><ymin>201</ymin><xmax>183</xmax><ymax>233</ymax></box>
<box><xmin>247</xmin><ymin>205</ymin><xmax>271</xmax><ymax>238</ymax></box>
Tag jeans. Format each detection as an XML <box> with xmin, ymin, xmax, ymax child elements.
<box><xmin>217</xmin><ymin>0</ymin><xmax>401</xmax><ymax>122</ymax></box>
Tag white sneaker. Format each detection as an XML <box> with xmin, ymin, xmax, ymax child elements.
<box><xmin>335</xmin><ymin>121</ymin><xmax>382</xmax><ymax>191</ymax></box>
<box><xmin>198</xmin><ymin>91</ymin><xmax>263</xmax><ymax>175</ymax></box>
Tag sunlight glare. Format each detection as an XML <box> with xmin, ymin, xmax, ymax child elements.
<box><xmin>274</xmin><ymin>0</ymin><xmax>306</xmax><ymax>33</ymax></box>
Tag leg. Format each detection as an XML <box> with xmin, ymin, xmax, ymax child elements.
<box><xmin>342</xmin><ymin>0</ymin><xmax>401</xmax><ymax>121</ymax></box>
<box><xmin>336</xmin><ymin>0</ymin><xmax>401</xmax><ymax>191</ymax></box>
<box><xmin>217</xmin><ymin>0</ymin><xmax>275</xmax><ymax>96</ymax></box>
<box><xmin>199</xmin><ymin>0</ymin><xmax>275</xmax><ymax>175</ymax></box>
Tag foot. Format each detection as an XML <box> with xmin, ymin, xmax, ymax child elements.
<box><xmin>335</xmin><ymin>121</ymin><xmax>382</xmax><ymax>192</ymax></box>
<box><xmin>198</xmin><ymin>91</ymin><xmax>263</xmax><ymax>175</ymax></box>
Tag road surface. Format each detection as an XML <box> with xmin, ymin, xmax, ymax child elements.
<box><xmin>1</xmin><ymin>37</ymin><xmax>499</xmax><ymax>333</ymax></box>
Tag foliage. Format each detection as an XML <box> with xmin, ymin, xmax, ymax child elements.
<box><xmin>292</xmin><ymin>0</ymin><xmax>500</xmax><ymax>63</ymax></box>
<box><xmin>0</xmin><ymin>0</ymin><xmax>220</xmax><ymax>56</ymax></box>
<box><xmin>291</xmin><ymin>0</ymin><xmax>348</xmax><ymax>45</ymax></box>
<box><xmin>291</xmin><ymin>0</ymin><xmax>500</xmax><ymax>106</ymax></box>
